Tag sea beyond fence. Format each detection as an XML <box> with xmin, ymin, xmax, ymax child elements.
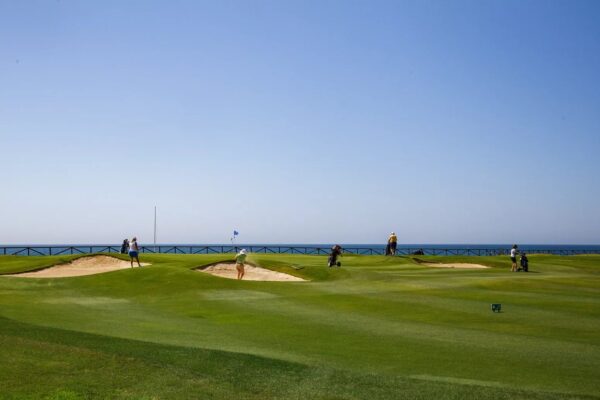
<box><xmin>2</xmin><ymin>244</ymin><xmax>600</xmax><ymax>257</ymax></box>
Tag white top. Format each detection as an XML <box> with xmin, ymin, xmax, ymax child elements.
<box><xmin>510</xmin><ymin>248</ymin><xmax>517</xmax><ymax>258</ymax></box>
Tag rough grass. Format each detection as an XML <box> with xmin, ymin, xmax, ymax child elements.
<box><xmin>0</xmin><ymin>253</ymin><xmax>598</xmax><ymax>399</ymax></box>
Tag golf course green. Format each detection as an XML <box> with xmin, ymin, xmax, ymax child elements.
<box><xmin>0</xmin><ymin>253</ymin><xmax>598</xmax><ymax>399</ymax></box>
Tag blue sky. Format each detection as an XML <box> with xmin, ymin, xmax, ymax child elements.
<box><xmin>1</xmin><ymin>0</ymin><xmax>599</xmax><ymax>244</ymax></box>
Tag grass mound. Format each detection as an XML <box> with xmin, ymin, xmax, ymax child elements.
<box><xmin>1</xmin><ymin>316</ymin><xmax>590</xmax><ymax>400</ymax></box>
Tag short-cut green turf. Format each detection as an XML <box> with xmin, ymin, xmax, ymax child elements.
<box><xmin>0</xmin><ymin>253</ymin><xmax>598</xmax><ymax>399</ymax></box>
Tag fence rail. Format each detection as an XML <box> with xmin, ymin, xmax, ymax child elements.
<box><xmin>1</xmin><ymin>245</ymin><xmax>599</xmax><ymax>257</ymax></box>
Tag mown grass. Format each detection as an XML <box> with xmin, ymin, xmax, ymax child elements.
<box><xmin>0</xmin><ymin>253</ymin><xmax>598</xmax><ymax>399</ymax></box>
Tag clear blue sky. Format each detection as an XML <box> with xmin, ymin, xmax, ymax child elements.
<box><xmin>1</xmin><ymin>0</ymin><xmax>599</xmax><ymax>244</ymax></box>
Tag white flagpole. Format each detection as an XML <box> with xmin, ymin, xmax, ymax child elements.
<box><xmin>153</xmin><ymin>206</ymin><xmax>157</xmax><ymax>252</ymax></box>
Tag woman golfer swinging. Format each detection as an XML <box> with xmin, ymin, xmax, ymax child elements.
<box><xmin>129</xmin><ymin>237</ymin><xmax>141</xmax><ymax>268</ymax></box>
<box><xmin>235</xmin><ymin>249</ymin><xmax>247</xmax><ymax>280</ymax></box>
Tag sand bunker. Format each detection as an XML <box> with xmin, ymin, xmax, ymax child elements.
<box><xmin>9</xmin><ymin>255</ymin><xmax>150</xmax><ymax>278</ymax></box>
<box><xmin>199</xmin><ymin>263</ymin><xmax>305</xmax><ymax>282</ymax></box>
<box><xmin>422</xmin><ymin>263</ymin><xmax>489</xmax><ymax>269</ymax></box>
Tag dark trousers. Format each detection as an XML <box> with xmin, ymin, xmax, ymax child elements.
<box><xmin>389</xmin><ymin>242</ymin><xmax>397</xmax><ymax>255</ymax></box>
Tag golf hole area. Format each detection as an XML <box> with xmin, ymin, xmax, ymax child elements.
<box><xmin>8</xmin><ymin>255</ymin><xmax>150</xmax><ymax>278</ymax></box>
<box><xmin>198</xmin><ymin>262</ymin><xmax>306</xmax><ymax>282</ymax></box>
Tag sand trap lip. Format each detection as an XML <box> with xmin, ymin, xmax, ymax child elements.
<box><xmin>422</xmin><ymin>263</ymin><xmax>489</xmax><ymax>269</ymax></box>
<box><xmin>199</xmin><ymin>263</ymin><xmax>306</xmax><ymax>282</ymax></box>
<box><xmin>7</xmin><ymin>255</ymin><xmax>150</xmax><ymax>278</ymax></box>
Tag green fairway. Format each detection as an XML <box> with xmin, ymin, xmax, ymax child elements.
<box><xmin>0</xmin><ymin>253</ymin><xmax>599</xmax><ymax>399</ymax></box>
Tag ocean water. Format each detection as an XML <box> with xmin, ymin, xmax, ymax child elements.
<box><xmin>2</xmin><ymin>244</ymin><xmax>600</xmax><ymax>256</ymax></box>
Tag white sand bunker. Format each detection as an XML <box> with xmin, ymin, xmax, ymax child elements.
<box><xmin>422</xmin><ymin>263</ymin><xmax>489</xmax><ymax>269</ymax></box>
<box><xmin>11</xmin><ymin>255</ymin><xmax>150</xmax><ymax>278</ymax></box>
<box><xmin>200</xmin><ymin>263</ymin><xmax>305</xmax><ymax>282</ymax></box>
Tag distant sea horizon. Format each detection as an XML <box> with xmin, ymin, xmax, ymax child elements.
<box><xmin>3</xmin><ymin>243</ymin><xmax>600</xmax><ymax>256</ymax></box>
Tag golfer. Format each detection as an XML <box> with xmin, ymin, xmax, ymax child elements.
<box><xmin>510</xmin><ymin>244</ymin><xmax>519</xmax><ymax>272</ymax></box>
<box><xmin>129</xmin><ymin>237</ymin><xmax>142</xmax><ymax>268</ymax></box>
<box><xmin>235</xmin><ymin>249</ymin><xmax>247</xmax><ymax>280</ymax></box>
<box><xmin>388</xmin><ymin>232</ymin><xmax>398</xmax><ymax>256</ymax></box>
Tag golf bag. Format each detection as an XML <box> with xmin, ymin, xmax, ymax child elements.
<box><xmin>520</xmin><ymin>256</ymin><xmax>529</xmax><ymax>272</ymax></box>
<box><xmin>328</xmin><ymin>245</ymin><xmax>342</xmax><ymax>267</ymax></box>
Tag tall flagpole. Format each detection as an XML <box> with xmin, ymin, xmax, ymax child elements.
<box><xmin>153</xmin><ymin>206</ymin><xmax>157</xmax><ymax>252</ymax></box>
